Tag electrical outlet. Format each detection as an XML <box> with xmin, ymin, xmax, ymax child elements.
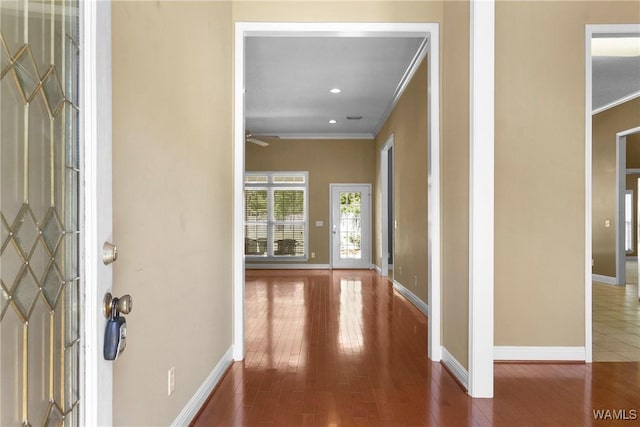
<box><xmin>398</xmin><ymin>266</ymin><xmax>402</xmax><ymax>276</ymax></box>
<box><xmin>311</xmin><ymin>252</ymin><xmax>315</xmax><ymax>259</ymax></box>
<box><xmin>168</xmin><ymin>367</ymin><xmax>175</xmax><ymax>396</ymax></box>
<box><xmin>414</xmin><ymin>275</ymin><xmax>418</xmax><ymax>287</ymax></box>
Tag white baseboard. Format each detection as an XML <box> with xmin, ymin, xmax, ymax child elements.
<box><xmin>592</xmin><ymin>274</ymin><xmax>617</xmax><ymax>285</ymax></box>
<box><xmin>392</xmin><ymin>280</ymin><xmax>430</xmax><ymax>317</ymax></box>
<box><xmin>374</xmin><ymin>264</ymin><xmax>382</xmax><ymax>274</ymax></box>
<box><xmin>494</xmin><ymin>346</ymin><xmax>585</xmax><ymax>361</ymax></box>
<box><xmin>245</xmin><ymin>263</ymin><xmax>330</xmax><ymax>270</ymax></box>
<box><xmin>442</xmin><ymin>347</ymin><xmax>469</xmax><ymax>391</ymax></box>
<box><xmin>171</xmin><ymin>346</ymin><xmax>234</xmax><ymax>427</ymax></box>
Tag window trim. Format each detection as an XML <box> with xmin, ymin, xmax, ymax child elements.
<box><xmin>244</xmin><ymin>171</ymin><xmax>309</xmax><ymax>261</ymax></box>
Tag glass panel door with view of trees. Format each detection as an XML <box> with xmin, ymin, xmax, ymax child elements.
<box><xmin>244</xmin><ymin>172</ymin><xmax>307</xmax><ymax>259</ymax></box>
<box><xmin>331</xmin><ymin>184</ymin><xmax>371</xmax><ymax>269</ymax></box>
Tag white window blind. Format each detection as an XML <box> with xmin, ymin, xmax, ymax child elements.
<box><xmin>244</xmin><ymin>172</ymin><xmax>308</xmax><ymax>259</ymax></box>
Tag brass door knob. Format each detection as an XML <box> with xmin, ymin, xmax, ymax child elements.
<box><xmin>103</xmin><ymin>293</ymin><xmax>133</xmax><ymax>318</ymax></box>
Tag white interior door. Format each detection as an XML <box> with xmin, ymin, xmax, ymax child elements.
<box><xmin>0</xmin><ymin>1</ymin><xmax>112</xmax><ymax>426</ymax></box>
<box><xmin>331</xmin><ymin>184</ymin><xmax>371</xmax><ymax>269</ymax></box>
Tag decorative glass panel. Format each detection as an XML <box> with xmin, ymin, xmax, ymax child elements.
<box><xmin>0</xmin><ymin>1</ymin><xmax>81</xmax><ymax>425</ymax></box>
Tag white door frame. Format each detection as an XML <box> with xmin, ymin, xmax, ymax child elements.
<box><xmin>80</xmin><ymin>0</ymin><xmax>113</xmax><ymax>425</ymax></box>
<box><xmin>616</xmin><ymin>128</ymin><xmax>640</xmax><ymax>286</ymax></box>
<box><xmin>380</xmin><ymin>135</ymin><xmax>394</xmax><ymax>277</ymax></box>
<box><xmin>329</xmin><ymin>184</ymin><xmax>372</xmax><ymax>269</ymax></box>
<box><xmin>233</xmin><ymin>22</ymin><xmax>441</xmax><ymax>362</ymax></box>
<box><xmin>585</xmin><ymin>24</ymin><xmax>640</xmax><ymax>363</ymax></box>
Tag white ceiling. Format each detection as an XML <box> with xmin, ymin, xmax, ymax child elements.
<box><xmin>244</xmin><ymin>36</ymin><xmax>640</xmax><ymax>133</ymax></box>
<box><xmin>245</xmin><ymin>36</ymin><xmax>426</xmax><ymax>139</ymax></box>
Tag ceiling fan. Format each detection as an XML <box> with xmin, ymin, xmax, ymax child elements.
<box><xmin>245</xmin><ymin>132</ymin><xmax>278</xmax><ymax>147</ymax></box>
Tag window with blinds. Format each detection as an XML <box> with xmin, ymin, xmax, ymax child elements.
<box><xmin>244</xmin><ymin>172</ymin><xmax>308</xmax><ymax>259</ymax></box>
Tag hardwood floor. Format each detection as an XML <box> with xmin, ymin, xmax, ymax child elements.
<box><xmin>192</xmin><ymin>270</ymin><xmax>640</xmax><ymax>427</ymax></box>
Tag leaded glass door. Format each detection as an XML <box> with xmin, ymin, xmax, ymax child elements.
<box><xmin>331</xmin><ymin>184</ymin><xmax>372</xmax><ymax>269</ymax></box>
<box><xmin>1</xmin><ymin>1</ymin><xmax>81</xmax><ymax>426</ymax></box>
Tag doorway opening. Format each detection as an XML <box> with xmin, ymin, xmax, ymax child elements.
<box><xmin>380</xmin><ymin>135</ymin><xmax>394</xmax><ymax>278</ymax></box>
<box><xmin>587</xmin><ymin>25</ymin><xmax>640</xmax><ymax>363</ymax></box>
<box><xmin>233</xmin><ymin>22</ymin><xmax>441</xmax><ymax>362</ymax></box>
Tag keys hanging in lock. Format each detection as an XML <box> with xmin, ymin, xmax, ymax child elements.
<box><xmin>103</xmin><ymin>296</ymin><xmax>128</xmax><ymax>360</ymax></box>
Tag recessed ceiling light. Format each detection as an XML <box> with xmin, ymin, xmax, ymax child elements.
<box><xmin>329</xmin><ymin>119</ymin><xmax>337</xmax><ymax>124</ymax></box>
<box><xmin>330</xmin><ymin>88</ymin><xmax>341</xmax><ymax>94</ymax></box>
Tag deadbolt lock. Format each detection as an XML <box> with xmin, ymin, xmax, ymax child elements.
<box><xmin>103</xmin><ymin>242</ymin><xmax>118</xmax><ymax>265</ymax></box>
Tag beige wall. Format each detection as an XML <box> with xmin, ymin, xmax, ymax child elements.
<box><xmin>375</xmin><ymin>59</ymin><xmax>429</xmax><ymax>303</ymax></box>
<box><xmin>111</xmin><ymin>1</ymin><xmax>453</xmax><ymax>425</ymax></box>
<box><xmin>245</xmin><ymin>139</ymin><xmax>376</xmax><ymax>265</ymax></box>
<box><xmin>495</xmin><ymin>0</ymin><xmax>640</xmax><ymax>347</ymax></box>
<box><xmin>112</xmin><ymin>2</ymin><xmax>233</xmax><ymax>426</ymax></box>
<box><xmin>232</xmin><ymin>1</ymin><xmax>443</xmax><ymax>23</ymax></box>
<box><xmin>441</xmin><ymin>0</ymin><xmax>470</xmax><ymax>369</ymax></box>
<box><xmin>592</xmin><ymin>98</ymin><xmax>640</xmax><ymax>277</ymax></box>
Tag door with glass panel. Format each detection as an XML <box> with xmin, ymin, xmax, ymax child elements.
<box><xmin>1</xmin><ymin>1</ymin><xmax>82</xmax><ymax>425</ymax></box>
<box><xmin>330</xmin><ymin>184</ymin><xmax>371</xmax><ymax>269</ymax></box>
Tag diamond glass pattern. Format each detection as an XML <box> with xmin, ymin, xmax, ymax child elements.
<box><xmin>0</xmin><ymin>34</ymin><xmax>12</xmax><ymax>78</ymax></box>
<box><xmin>1</xmin><ymin>1</ymin><xmax>81</xmax><ymax>422</ymax></box>
<box><xmin>44</xmin><ymin>403</ymin><xmax>64</xmax><ymax>427</ymax></box>
<box><xmin>42</xmin><ymin>67</ymin><xmax>65</xmax><ymax>117</ymax></box>
<box><xmin>42</xmin><ymin>209</ymin><xmax>63</xmax><ymax>254</ymax></box>
<box><xmin>12</xmin><ymin>267</ymin><xmax>39</xmax><ymax>318</ymax></box>
<box><xmin>42</xmin><ymin>264</ymin><xmax>63</xmax><ymax>308</ymax></box>
<box><xmin>13</xmin><ymin>45</ymin><xmax>41</xmax><ymax>102</ymax></box>
<box><xmin>0</xmin><ymin>280</ymin><xmax>9</xmax><ymax>319</ymax></box>
<box><xmin>1</xmin><ymin>240</ymin><xmax>24</xmax><ymax>288</ymax></box>
<box><xmin>12</xmin><ymin>204</ymin><xmax>39</xmax><ymax>259</ymax></box>
<box><xmin>1</xmin><ymin>213</ymin><xmax>10</xmax><ymax>253</ymax></box>
<box><xmin>29</xmin><ymin>240</ymin><xmax>50</xmax><ymax>284</ymax></box>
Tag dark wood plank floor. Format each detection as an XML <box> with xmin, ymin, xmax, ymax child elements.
<box><xmin>192</xmin><ymin>270</ymin><xmax>640</xmax><ymax>426</ymax></box>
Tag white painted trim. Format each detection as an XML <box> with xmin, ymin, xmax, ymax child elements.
<box><xmin>234</xmin><ymin>21</ymin><xmax>441</xmax><ymax>373</ymax></box>
<box><xmin>592</xmin><ymin>274</ymin><xmax>618</xmax><ymax>285</ymax></box>
<box><xmin>442</xmin><ymin>347</ymin><xmax>469</xmax><ymax>391</ymax></box>
<box><xmin>275</xmin><ymin>132</ymin><xmax>374</xmax><ymax>140</ymax></box>
<box><xmin>380</xmin><ymin>134</ymin><xmax>394</xmax><ymax>278</ymax></box>
<box><xmin>425</xmin><ymin>25</ymin><xmax>442</xmax><ymax>364</ymax></box>
<box><xmin>80</xmin><ymin>1</ymin><xmax>112</xmax><ymax>425</ymax></box>
<box><xmin>626</xmin><ymin>256</ymin><xmax>638</xmax><ymax>261</ymax></box>
<box><xmin>616</xmin><ymin>134</ymin><xmax>627</xmax><ymax>286</ymax></box>
<box><xmin>170</xmin><ymin>347</ymin><xmax>234</xmax><ymax>427</ymax></box>
<box><xmin>245</xmin><ymin>263</ymin><xmax>331</xmax><ymax>270</ymax></box>
<box><xmin>585</xmin><ymin>24</ymin><xmax>640</xmax><ymax>365</ymax></box>
<box><xmin>592</xmin><ymin>91</ymin><xmax>640</xmax><ymax>116</ymax></box>
<box><xmin>619</xmin><ymin>126</ymin><xmax>640</xmax><ymax>138</ymax></box>
<box><xmin>468</xmin><ymin>0</ymin><xmax>494</xmax><ymax>398</ymax></box>
<box><xmin>374</xmin><ymin>38</ymin><xmax>430</xmax><ymax>135</ymax></box>
<box><xmin>233</xmin><ymin>25</ymin><xmax>247</xmax><ymax>362</ymax></box>
<box><xmin>374</xmin><ymin>264</ymin><xmax>382</xmax><ymax>274</ymax></box>
<box><xmin>626</xmin><ymin>169</ymin><xmax>640</xmax><ymax>175</ymax></box>
<box><xmin>494</xmin><ymin>346</ymin><xmax>585</xmax><ymax>362</ymax></box>
<box><xmin>393</xmin><ymin>280</ymin><xmax>430</xmax><ymax>317</ymax></box>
